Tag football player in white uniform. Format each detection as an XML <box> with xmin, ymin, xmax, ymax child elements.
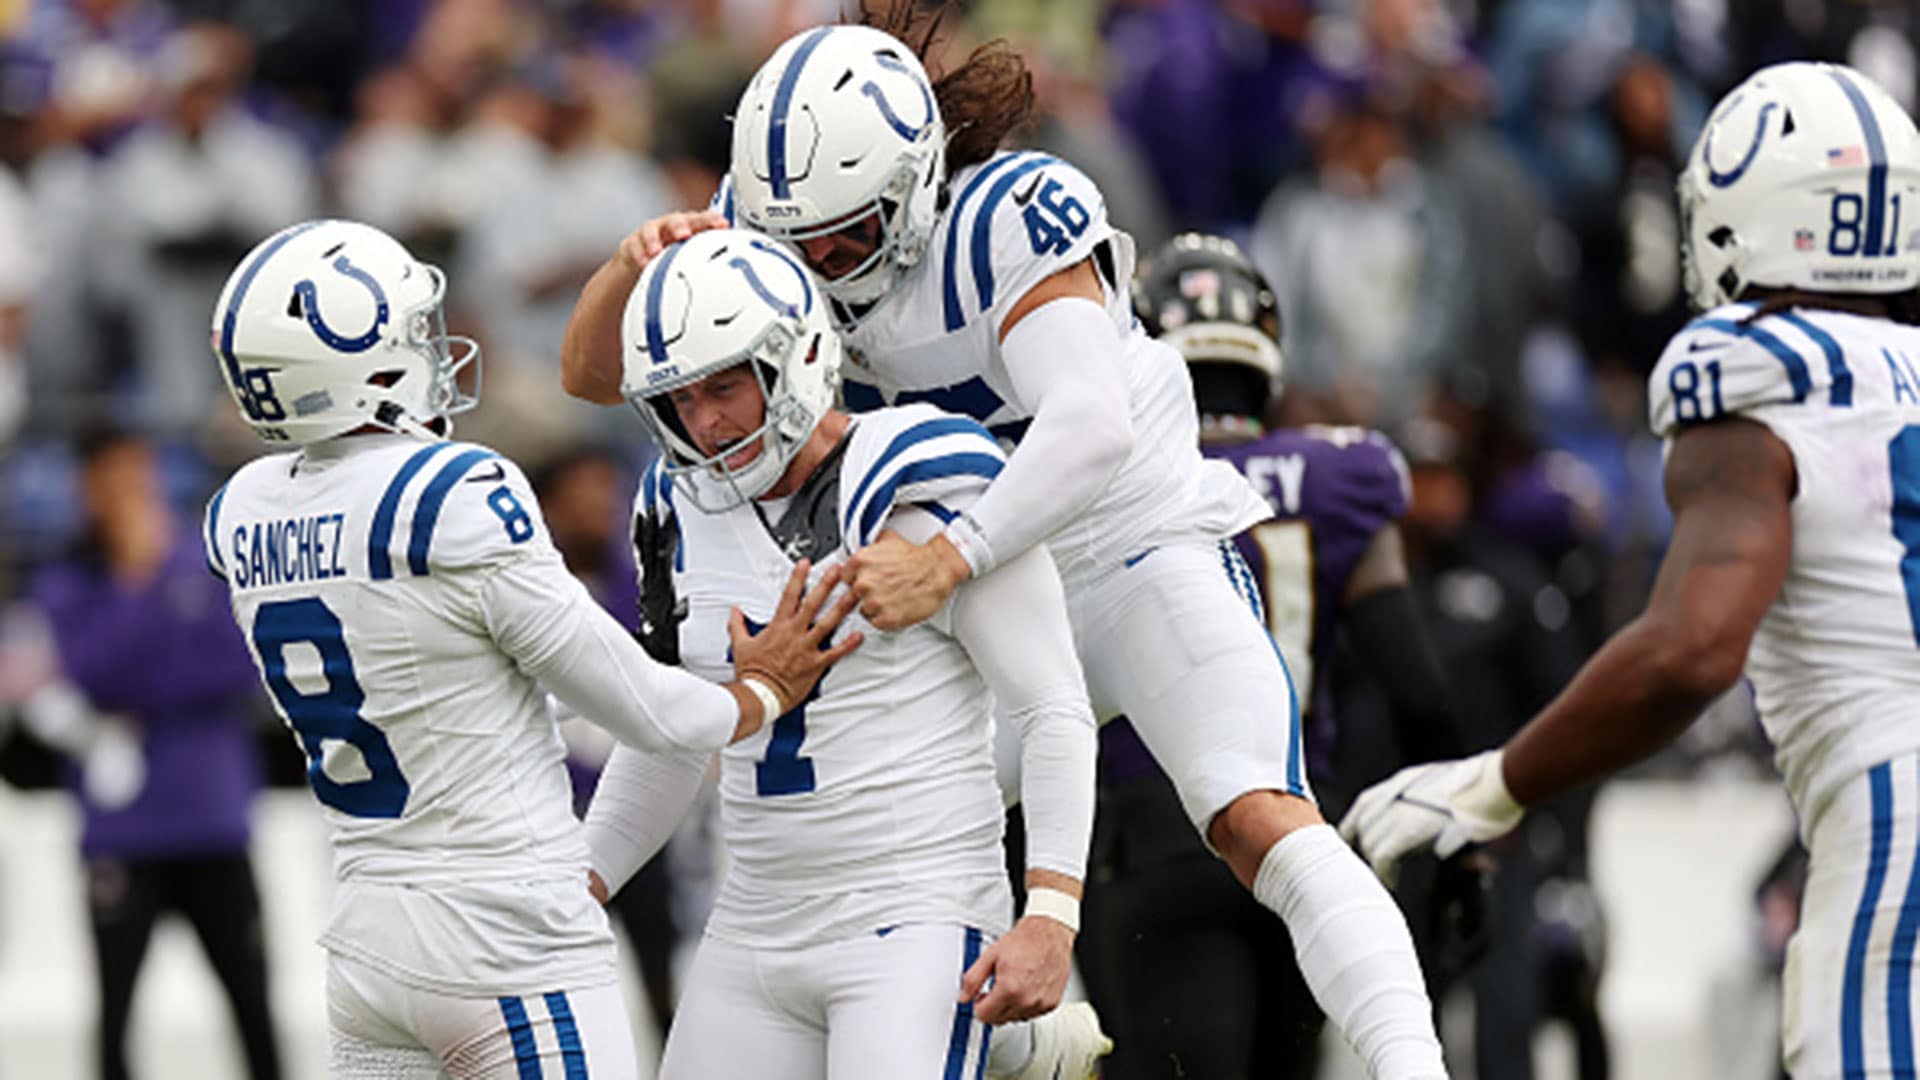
<box><xmin>1338</xmin><ymin>62</ymin><xmax>1920</xmax><ymax>1079</ymax></box>
<box><xmin>579</xmin><ymin>228</ymin><xmax>1102</xmax><ymax>1080</ymax></box>
<box><xmin>559</xmin><ymin>18</ymin><xmax>1446</xmax><ymax>1079</ymax></box>
<box><xmin>204</xmin><ymin>219</ymin><xmax>855</xmax><ymax>1079</ymax></box>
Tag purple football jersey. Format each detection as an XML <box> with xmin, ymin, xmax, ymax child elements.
<box><xmin>1102</xmin><ymin>426</ymin><xmax>1409</xmax><ymax>787</ymax></box>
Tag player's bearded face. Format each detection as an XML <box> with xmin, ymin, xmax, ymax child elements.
<box><xmin>668</xmin><ymin>364</ymin><xmax>768</xmax><ymax>470</ymax></box>
<box><xmin>794</xmin><ymin>208</ymin><xmax>883</xmax><ymax>281</ymax></box>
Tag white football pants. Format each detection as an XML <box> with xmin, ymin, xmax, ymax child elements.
<box><xmin>660</xmin><ymin>923</ymin><xmax>993</xmax><ymax>1080</ymax></box>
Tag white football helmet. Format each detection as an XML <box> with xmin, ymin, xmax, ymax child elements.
<box><xmin>1680</xmin><ymin>61</ymin><xmax>1920</xmax><ymax>311</ymax></box>
<box><xmin>620</xmin><ymin>228</ymin><xmax>843</xmax><ymax>510</ymax></box>
<box><xmin>729</xmin><ymin>25</ymin><xmax>944</xmax><ymax>323</ymax></box>
<box><xmin>211</xmin><ymin>220</ymin><xmax>478</xmax><ymax>444</ymax></box>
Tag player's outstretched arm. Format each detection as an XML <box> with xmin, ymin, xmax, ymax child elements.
<box><xmin>1340</xmin><ymin>417</ymin><xmax>1793</xmax><ymax>880</ymax></box>
<box><xmin>948</xmin><ymin>541</ymin><xmax>1098</xmax><ymax>1025</ymax></box>
<box><xmin>560</xmin><ymin>209</ymin><xmax>728</xmax><ymax>405</ymax></box>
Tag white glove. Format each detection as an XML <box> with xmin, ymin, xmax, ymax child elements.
<box><xmin>1337</xmin><ymin>749</ymin><xmax>1524</xmax><ymax>884</ymax></box>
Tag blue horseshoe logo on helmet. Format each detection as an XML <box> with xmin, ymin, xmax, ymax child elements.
<box><xmin>1705</xmin><ymin>99</ymin><xmax>1778</xmax><ymax>189</ymax></box>
<box><xmin>861</xmin><ymin>53</ymin><xmax>935</xmax><ymax>142</ymax></box>
<box><xmin>295</xmin><ymin>255</ymin><xmax>391</xmax><ymax>353</ymax></box>
<box><xmin>731</xmin><ymin>240</ymin><xmax>816</xmax><ymax>319</ymax></box>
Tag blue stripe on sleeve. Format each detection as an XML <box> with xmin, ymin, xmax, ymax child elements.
<box><xmin>843</xmin><ymin>417</ymin><xmax>1000</xmax><ymax>539</ymax></box>
<box><xmin>1845</xmin><ymin>761</ymin><xmax>1896</xmax><ymax>1078</ymax></box>
<box><xmin>858</xmin><ymin>453</ymin><xmax>1005</xmax><ymax>545</ymax></box>
<box><xmin>969</xmin><ymin>157</ymin><xmax>1055</xmax><ymax>319</ymax></box>
<box><xmin>497</xmin><ymin>997</ymin><xmax>543</xmax><ymax>1080</ymax></box>
<box><xmin>1890</xmin><ymin>758</ymin><xmax>1920</xmax><ymax>1077</ymax></box>
<box><xmin>205</xmin><ymin>482</ymin><xmax>230</xmax><ymax>578</ymax></box>
<box><xmin>369</xmin><ymin>442</ymin><xmax>453</xmax><ymax>580</ymax></box>
<box><xmin>944</xmin><ymin>928</ymin><xmax>985</xmax><ymax>1080</ymax></box>
<box><xmin>406</xmin><ymin>448</ymin><xmax>498</xmax><ymax>576</ymax></box>
<box><xmin>1830</xmin><ymin>69</ymin><xmax>1890</xmax><ymax>256</ymax></box>
<box><xmin>543</xmin><ymin>992</ymin><xmax>589</xmax><ymax>1080</ymax></box>
<box><xmin>941</xmin><ymin>155</ymin><xmax>1029</xmax><ymax>331</ymax></box>
<box><xmin>768</xmin><ymin>27</ymin><xmax>833</xmax><ymax>199</ymax></box>
<box><xmin>1691</xmin><ymin>318</ymin><xmax>1814</xmax><ymax>403</ymax></box>
<box><xmin>1776</xmin><ymin>311</ymin><xmax>1854</xmax><ymax>407</ymax></box>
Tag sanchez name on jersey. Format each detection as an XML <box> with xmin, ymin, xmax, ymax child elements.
<box><xmin>206</xmin><ymin>435</ymin><xmax>614</xmax><ymax>996</ymax></box>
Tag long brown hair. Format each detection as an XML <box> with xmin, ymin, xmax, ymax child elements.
<box><xmin>859</xmin><ymin>0</ymin><xmax>1035</xmax><ymax>174</ymax></box>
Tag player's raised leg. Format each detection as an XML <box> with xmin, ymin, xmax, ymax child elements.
<box><xmin>1076</xmin><ymin>541</ymin><xmax>1445</xmax><ymax>1079</ymax></box>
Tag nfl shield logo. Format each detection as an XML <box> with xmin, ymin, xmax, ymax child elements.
<box><xmin>1795</xmin><ymin>228</ymin><xmax>1817</xmax><ymax>251</ymax></box>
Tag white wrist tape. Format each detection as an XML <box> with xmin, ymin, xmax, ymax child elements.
<box><xmin>740</xmin><ymin>678</ymin><xmax>785</xmax><ymax>724</ymax></box>
<box><xmin>1024</xmin><ymin>886</ymin><xmax>1081</xmax><ymax>933</ymax></box>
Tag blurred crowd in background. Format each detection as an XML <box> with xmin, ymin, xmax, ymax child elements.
<box><xmin>0</xmin><ymin>0</ymin><xmax>1908</xmax><ymax>1076</ymax></box>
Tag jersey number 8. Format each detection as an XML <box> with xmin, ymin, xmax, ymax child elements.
<box><xmin>252</xmin><ymin>597</ymin><xmax>410</xmax><ymax>818</ymax></box>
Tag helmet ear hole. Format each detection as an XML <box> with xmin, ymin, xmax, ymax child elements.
<box><xmin>1709</xmin><ymin>226</ymin><xmax>1737</xmax><ymax>249</ymax></box>
<box><xmin>368</xmin><ymin>369</ymin><xmax>406</xmax><ymax>389</ymax></box>
<box><xmin>1782</xmin><ymin>109</ymin><xmax>1796</xmax><ymax>135</ymax></box>
<box><xmin>287</xmin><ymin>291</ymin><xmax>304</xmax><ymax>318</ymax></box>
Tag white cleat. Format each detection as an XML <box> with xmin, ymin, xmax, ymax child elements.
<box><xmin>1006</xmin><ymin>1002</ymin><xmax>1113</xmax><ymax>1080</ymax></box>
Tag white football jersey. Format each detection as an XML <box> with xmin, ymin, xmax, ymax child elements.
<box><xmin>1649</xmin><ymin>303</ymin><xmax>1920</xmax><ymax>827</ymax></box>
<box><xmin>205</xmin><ymin>433</ymin><xmax>614</xmax><ymax>995</ymax></box>
<box><xmin>719</xmin><ymin>151</ymin><xmax>1269</xmax><ymax>583</ymax></box>
<box><xmin>644</xmin><ymin>405</ymin><xmax>1014</xmax><ymax>947</ymax></box>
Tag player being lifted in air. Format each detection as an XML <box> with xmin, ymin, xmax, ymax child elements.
<box><xmin>1075</xmin><ymin>233</ymin><xmax>1468</xmax><ymax>1078</ymax></box>
<box><xmin>581</xmin><ymin>228</ymin><xmax>1104</xmax><ymax>1080</ymax></box>
<box><xmin>204</xmin><ymin>219</ymin><xmax>853</xmax><ymax>1079</ymax></box>
<box><xmin>561</xmin><ymin>11</ymin><xmax>1447</xmax><ymax>1078</ymax></box>
<box><xmin>1340</xmin><ymin>62</ymin><xmax>1920</xmax><ymax>1080</ymax></box>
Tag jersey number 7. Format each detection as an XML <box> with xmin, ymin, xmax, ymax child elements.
<box><xmin>733</xmin><ymin>616</ymin><xmax>832</xmax><ymax>797</ymax></box>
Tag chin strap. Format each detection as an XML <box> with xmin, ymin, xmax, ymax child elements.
<box><xmin>373</xmin><ymin>401</ymin><xmax>445</xmax><ymax>441</ymax></box>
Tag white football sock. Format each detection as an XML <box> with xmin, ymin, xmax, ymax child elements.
<box><xmin>1254</xmin><ymin>824</ymin><xmax>1447</xmax><ymax>1079</ymax></box>
<box><xmin>985</xmin><ymin>1019</ymin><xmax>1033</xmax><ymax>1076</ymax></box>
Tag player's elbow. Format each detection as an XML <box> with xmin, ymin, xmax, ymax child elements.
<box><xmin>1644</xmin><ymin>614</ymin><xmax>1750</xmax><ymax>706</ymax></box>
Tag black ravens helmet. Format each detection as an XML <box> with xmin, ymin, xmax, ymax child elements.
<box><xmin>1133</xmin><ymin>233</ymin><xmax>1283</xmax><ymax>424</ymax></box>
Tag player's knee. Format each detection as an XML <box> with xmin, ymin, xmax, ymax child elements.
<box><xmin>1207</xmin><ymin>789</ymin><xmax>1323</xmax><ymax>881</ymax></box>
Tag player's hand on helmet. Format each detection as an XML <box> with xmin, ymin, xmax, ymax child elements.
<box><xmin>1337</xmin><ymin>749</ymin><xmax>1524</xmax><ymax>886</ymax></box>
<box><xmin>616</xmin><ymin>210</ymin><xmax>730</xmax><ymax>275</ymax></box>
<box><xmin>959</xmin><ymin>913</ymin><xmax>1076</xmax><ymax>1025</ymax></box>
<box><xmin>846</xmin><ymin>530</ymin><xmax>971</xmax><ymax>631</ymax></box>
<box><xmin>728</xmin><ymin>559</ymin><xmax>862</xmax><ymax>719</ymax></box>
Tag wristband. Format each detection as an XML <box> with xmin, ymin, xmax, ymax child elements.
<box><xmin>1023</xmin><ymin>886</ymin><xmax>1080</xmax><ymax>933</ymax></box>
<box><xmin>942</xmin><ymin>513</ymin><xmax>995</xmax><ymax>578</ymax></box>
<box><xmin>740</xmin><ymin>677</ymin><xmax>785</xmax><ymax>724</ymax></box>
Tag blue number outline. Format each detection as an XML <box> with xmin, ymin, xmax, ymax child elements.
<box><xmin>1891</xmin><ymin>425</ymin><xmax>1920</xmax><ymax>646</ymax></box>
<box><xmin>731</xmin><ymin>616</ymin><xmax>829</xmax><ymax>796</ymax></box>
<box><xmin>252</xmin><ymin>597</ymin><xmax>410</xmax><ymax>818</ymax></box>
